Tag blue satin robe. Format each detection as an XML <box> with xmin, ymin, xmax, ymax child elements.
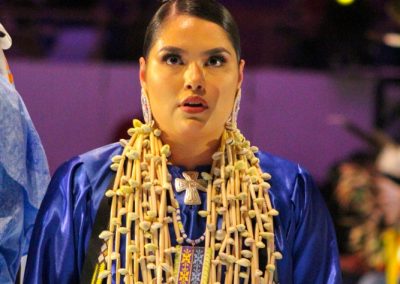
<box><xmin>24</xmin><ymin>143</ymin><xmax>342</xmax><ymax>283</ymax></box>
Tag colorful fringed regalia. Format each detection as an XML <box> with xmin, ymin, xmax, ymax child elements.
<box><xmin>382</xmin><ymin>228</ymin><xmax>400</xmax><ymax>284</ymax></box>
<box><xmin>333</xmin><ymin>120</ymin><xmax>400</xmax><ymax>283</ymax></box>
<box><xmin>95</xmin><ymin>117</ymin><xmax>282</xmax><ymax>284</ymax></box>
<box><xmin>0</xmin><ymin>23</ymin><xmax>14</xmax><ymax>85</ymax></box>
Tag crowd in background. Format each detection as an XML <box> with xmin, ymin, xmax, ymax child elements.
<box><xmin>322</xmin><ymin>120</ymin><xmax>400</xmax><ymax>284</ymax></box>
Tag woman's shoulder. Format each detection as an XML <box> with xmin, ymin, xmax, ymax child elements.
<box><xmin>56</xmin><ymin>143</ymin><xmax>122</xmax><ymax>174</ymax></box>
<box><xmin>257</xmin><ymin>150</ymin><xmax>309</xmax><ymax>178</ymax></box>
<box><xmin>51</xmin><ymin>142</ymin><xmax>123</xmax><ymax>191</ymax></box>
<box><xmin>78</xmin><ymin>142</ymin><xmax>123</xmax><ymax>170</ymax></box>
<box><xmin>257</xmin><ymin>150</ymin><xmax>316</xmax><ymax>200</ymax></box>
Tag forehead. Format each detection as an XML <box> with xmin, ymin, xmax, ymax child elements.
<box><xmin>151</xmin><ymin>14</ymin><xmax>235</xmax><ymax>54</ymax></box>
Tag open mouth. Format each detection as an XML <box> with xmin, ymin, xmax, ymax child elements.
<box><xmin>180</xmin><ymin>96</ymin><xmax>208</xmax><ymax>113</ymax></box>
<box><xmin>184</xmin><ymin>102</ymin><xmax>204</xmax><ymax>107</ymax></box>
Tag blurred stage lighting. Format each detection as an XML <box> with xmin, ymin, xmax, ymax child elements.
<box><xmin>336</xmin><ymin>0</ymin><xmax>355</xmax><ymax>6</ymax></box>
<box><xmin>383</xmin><ymin>33</ymin><xmax>400</xmax><ymax>48</ymax></box>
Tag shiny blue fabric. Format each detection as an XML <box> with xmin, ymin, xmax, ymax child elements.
<box><xmin>0</xmin><ymin>76</ymin><xmax>50</xmax><ymax>283</ymax></box>
<box><xmin>24</xmin><ymin>143</ymin><xmax>342</xmax><ymax>283</ymax></box>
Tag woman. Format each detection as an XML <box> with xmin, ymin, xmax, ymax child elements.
<box><xmin>24</xmin><ymin>1</ymin><xmax>341</xmax><ymax>283</ymax></box>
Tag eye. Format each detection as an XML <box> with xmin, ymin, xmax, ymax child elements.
<box><xmin>162</xmin><ymin>54</ymin><xmax>183</xmax><ymax>65</ymax></box>
<box><xmin>206</xmin><ymin>55</ymin><xmax>226</xmax><ymax>67</ymax></box>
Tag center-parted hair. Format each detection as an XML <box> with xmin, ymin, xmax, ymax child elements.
<box><xmin>143</xmin><ymin>0</ymin><xmax>241</xmax><ymax>61</ymax></box>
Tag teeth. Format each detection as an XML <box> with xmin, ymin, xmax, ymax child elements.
<box><xmin>185</xmin><ymin>103</ymin><xmax>202</xmax><ymax>107</ymax></box>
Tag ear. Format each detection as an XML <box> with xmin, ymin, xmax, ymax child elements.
<box><xmin>237</xmin><ymin>59</ymin><xmax>245</xmax><ymax>89</ymax></box>
<box><xmin>139</xmin><ymin>57</ymin><xmax>147</xmax><ymax>89</ymax></box>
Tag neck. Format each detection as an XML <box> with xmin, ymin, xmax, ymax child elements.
<box><xmin>162</xmin><ymin>134</ymin><xmax>221</xmax><ymax>170</ymax></box>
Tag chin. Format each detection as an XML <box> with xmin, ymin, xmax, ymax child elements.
<box><xmin>183</xmin><ymin>119</ymin><xmax>224</xmax><ymax>139</ymax></box>
<box><xmin>179</xmin><ymin>119</ymin><xmax>207</xmax><ymax>134</ymax></box>
<box><xmin>159</xmin><ymin>118</ymin><xmax>224</xmax><ymax>142</ymax></box>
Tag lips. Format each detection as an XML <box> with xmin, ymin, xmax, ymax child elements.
<box><xmin>179</xmin><ymin>96</ymin><xmax>208</xmax><ymax>114</ymax></box>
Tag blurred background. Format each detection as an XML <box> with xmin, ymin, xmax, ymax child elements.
<box><xmin>1</xmin><ymin>0</ymin><xmax>400</xmax><ymax>67</ymax></box>
<box><xmin>2</xmin><ymin>1</ymin><xmax>400</xmax><ymax>283</ymax></box>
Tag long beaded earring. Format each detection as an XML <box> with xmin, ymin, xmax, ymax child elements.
<box><xmin>226</xmin><ymin>88</ymin><xmax>241</xmax><ymax>129</ymax></box>
<box><xmin>141</xmin><ymin>88</ymin><xmax>153</xmax><ymax>125</ymax></box>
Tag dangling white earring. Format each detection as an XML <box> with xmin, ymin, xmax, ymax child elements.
<box><xmin>141</xmin><ymin>88</ymin><xmax>153</xmax><ymax>124</ymax></box>
<box><xmin>226</xmin><ymin>88</ymin><xmax>241</xmax><ymax>129</ymax></box>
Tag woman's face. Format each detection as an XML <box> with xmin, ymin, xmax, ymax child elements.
<box><xmin>139</xmin><ymin>14</ymin><xmax>244</xmax><ymax>143</ymax></box>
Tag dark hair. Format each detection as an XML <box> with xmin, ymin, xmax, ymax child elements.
<box><xmin>143</xmin><ymin>0</ymin><xmax>241</xmax><ymax>61</ymax></box>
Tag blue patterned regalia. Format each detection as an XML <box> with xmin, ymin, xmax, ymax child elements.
<box><xmin>0</xmin><ymin>65</ymin><xmax>49</xmax><ymax>283</ymax></box>
<box><xmin>24</xmin><ymin>141</ymin><xmax>341</xmax><ymax>283</ymax></box>
<box><xmin>1</xmin><ymin>24</ymin><xmax>50</xmax><ymax>283</ymax></box>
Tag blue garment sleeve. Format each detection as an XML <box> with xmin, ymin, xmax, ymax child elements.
<box><xmin>23</xmin><ymin>158</ymin><xmax>93</xmax><ymax>284</ymax></box>
<box><xmin>291</xmin><ymin>167</ymin><xmax>342</xmax><ymax>283</ymax></box>
<box><xmin>0</xmin><ymin>76</ymin><xmax>50</xmax><ymax>284</ymax></box>
<box><xmin>258</xmin><ymin>152</ymin><xmax>341</xmax><ymax>283</ymax></box>
<box><xmin>24</xmin><ymin>144</ymin><xmax>119</xmax><ymax>284</ymax></box>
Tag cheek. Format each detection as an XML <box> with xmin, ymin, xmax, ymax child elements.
<box><xmin>213</xmin><ymin>78</ymin><xmax>238</xmax><ymax>115</ymax></box>
<box><xmin>146</xmin><ymin>78</ymin><xmax>180</xmax><ymax>125</ymax></box>
<box><xmin>148</xmin><ymin>92</ymin><xmax>171</xmax><ymax>121</ymax></box>
<box><xmin>146</xmin><ymin>68</ymin><xmax>180</xmax><ymax>104</ymax></box>
<box><xmin>209</xmin><ymin>92</ymin><xmax>235</xmax><ymax>126</ymax></box>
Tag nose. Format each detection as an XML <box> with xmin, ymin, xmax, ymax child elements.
<box><xmin>184</xmin><ymin>62</ymin><xmax>205</xmax><ymax>91</ymax></box>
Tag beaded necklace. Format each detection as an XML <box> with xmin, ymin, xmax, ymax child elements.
<box><xmin>98</xmin><ymin>119</ymin><xmax>282</xmax><ymax>284</ymax></box>
<box><xmin>174</xmin><ymin>169</ymin><xmax>208</xmax><ymax>246</ymax></box>
<box><xmin>176</xmin><ymin>206</ymin><xmax>206</xmax><ymax>246</ymax></box>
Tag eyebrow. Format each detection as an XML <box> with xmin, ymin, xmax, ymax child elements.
<box><xmin>159</xmin><ymin>46</ymin><xmax>186</xmax><ymax>54</ymax></box>
<box><xmin>158</xmin><ymin>46</ymin><xmax>232</xmax><ymax>56</ymax></box>
<box><xmin>204</xmin><ymin>47</ymin><xmax>231</xmax><ymax>56</ymax></box>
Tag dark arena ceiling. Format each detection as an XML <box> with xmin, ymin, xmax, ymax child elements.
<box><xmin>1</xmin><ymin>0</ymin><xmax>400</xmax><ymax>69</ymax></box>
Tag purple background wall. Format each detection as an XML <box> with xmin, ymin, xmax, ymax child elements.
<box><xmin>11</xmin><ymin>59</ymin><xmax>375</xmax><ymax>182</ymax></box>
